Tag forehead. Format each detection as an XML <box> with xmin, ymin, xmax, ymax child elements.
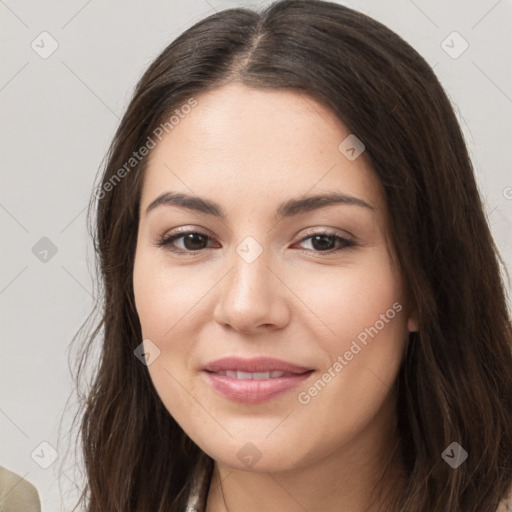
<box><xmin>140</xmin><ymin>82</ymin><xmax>385</xmax><ymax>216</ymax></box>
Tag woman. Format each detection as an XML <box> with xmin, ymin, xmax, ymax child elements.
<box><xmin>74</xmin><ymin>1</ymin><xmax>512</xmax><ymax>510</ymax></box>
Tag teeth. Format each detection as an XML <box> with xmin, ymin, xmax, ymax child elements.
<box><xmin>216</xmin><ymin>370</ymin><xmax>288</xmax><ymax>379</ymax></box>
<box><xmin>252</xmin><ymin>372</ymin><xmax>270</xmax><ymax>379</ymax></box>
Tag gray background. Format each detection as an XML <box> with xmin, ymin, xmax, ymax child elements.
<box><xmin>1</xmin><ymin>0</ymin><xmax>511</xmax><ymax>510</ymax></box>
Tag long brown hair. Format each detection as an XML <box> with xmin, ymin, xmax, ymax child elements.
<box><xmin>72</xmin><ymin>1</ymin><xmax>512</xmax><ymax>510</ymax></box>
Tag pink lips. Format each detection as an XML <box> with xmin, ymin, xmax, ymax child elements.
<box><xmin>202</xmin><ymin>356</ymin><xmax>314</xmax><ymax>403</ymax></box>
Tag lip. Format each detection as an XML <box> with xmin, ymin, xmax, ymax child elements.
<box><xmin>203</xmin><ymin>356</ymin><xmax>313</xmax><ymax>374</ymax></box>
<box><xmin>202</xmin><ymin>357</ymin><xmax>314</xmax><ymax>403</ymax></box>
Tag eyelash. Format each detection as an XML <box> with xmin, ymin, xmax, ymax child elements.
<box><xmin>155</xmin><ymin>229</ymin><xmax>355</xmax><ymax>255</ymax></box>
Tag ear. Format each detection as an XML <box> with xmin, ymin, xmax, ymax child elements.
<box><xmin>407</xmin><ymin>310</ymin><xmax>418</xmax><ymax>332</ymax></box>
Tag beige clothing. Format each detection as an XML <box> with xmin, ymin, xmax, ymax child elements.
<box><xmin>183</xmin><ymin>456</ymin><xmax>512</xmax><ymax>512</ymax></box>
<box><xmin>498</xmin><ymin>493</ymin><xmax>512</xmax><ymax>512</ymax></box>
<box><xmin>0</xmin><ymin>466</ymin><xmax>41</xmax><ymax>512</ymax></box>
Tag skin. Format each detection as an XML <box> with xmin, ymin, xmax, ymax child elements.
<box><xmin>133</xmin><ymin>82</ymin><xmax>418</xmax><ymax>512</ymax></box>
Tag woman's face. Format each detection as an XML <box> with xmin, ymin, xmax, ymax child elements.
<box><xmin>133</xmin><ymin>82</ymin><xmax>416</xmax><ymax>472</ymax></box>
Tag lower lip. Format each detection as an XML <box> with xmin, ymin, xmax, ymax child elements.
<box><xmin>202</xmin><ymin>370</ymin><xmax>314</xmax><ymax>403</ymax></box>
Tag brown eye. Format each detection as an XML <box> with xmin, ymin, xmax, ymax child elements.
<box><xmin>297</xmin><ymin>232</ymin><xmax>355</xmax><ymax>254</ymax></box>
<box><xmin>156</xmin><ymin>231</ymin><xmax>217</xmax><ymax>253</ymax></box>
<box><xmin>179</xmin><ymin>233</ymin><xmax>209</xmax><ymax>251</ymax></box>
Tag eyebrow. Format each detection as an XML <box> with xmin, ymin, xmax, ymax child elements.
<box><xmin>145</xmin><ymin>190</ymin><xmax>374</xmax><ymax>220</ymax></box>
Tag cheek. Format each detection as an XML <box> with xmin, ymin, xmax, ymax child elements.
<box><xmin>133</xmin><ymin>251</ymin><xmax>206</xmax><ymax>342</ymax></box>
<box><xmin>295</xmin><ymin>310</ymin><xmax>406</xmax><ymax>453</ymax></box>
<box><xmin>289</xmin><ymin>252</ymin><xmax>408</xmax><ymax>407</ymax></box>
<box><xmin>133</xmin><ymin>253</ymin><xmax>207</xmax><ymax>428</ymax></box>
<box><xmin>290</xmin><ymin>253</ymin><xmax>405</xmax><ymax>348</ymax></box>
<box><xmin>132</xmin><ymin>250</ymin><xmax>219</xmax><ymax>396</ymax></box>
<box><xmin>290</xmin><ymin>322</ymin><xmax>406</xmax><ymax>468</ymax></box>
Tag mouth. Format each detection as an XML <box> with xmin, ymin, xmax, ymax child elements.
<box><xmin>202</xmin><ymin>356</ymin><xmax>315</xmax><ymax>403</ymax></box>
<box><xmin>203</xmin><ymin>356</ymin><xmax>313</xmax><ymax>374</ymax></box>
<box><xmin>207</xmin><ymin>370</ymin><xmax>304</xmax><ymax>379</ymax></box>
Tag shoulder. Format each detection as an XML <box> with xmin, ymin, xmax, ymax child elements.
<box><xmin>0</xmin><ymin>466</ymin><xmax>41</xmax><ymax>512</ymax></box>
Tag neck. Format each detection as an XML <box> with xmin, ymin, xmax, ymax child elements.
<box><xmin>205</xmin><ymin>395</ymin><xmax>405</xmax><ymax>512</ymax></box>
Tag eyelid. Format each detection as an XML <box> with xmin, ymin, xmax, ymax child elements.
<box><xmin>293</xmin><ymin>230</ymin><xmax>355</xmax><ymax>254</ymax></box>
<box><xmin>157</xmin><ymin>225</ymin><xmax>354</xmax><ymax>243</ymax></box>
<box><xmin>296</xmin><ymin>225</ymin><xmax>355</xmax><ymax>242</ymax></box>
<box><xmin>154</xmin><ymin>226</ymin><xmax>216</xmax><ymax>251</ymax></box>
<box><xmin>155</xmin><ymin>226</ymin><xmax>357</xmax><ymax>256</ymax></box>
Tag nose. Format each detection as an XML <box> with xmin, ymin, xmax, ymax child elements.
<box><xmin>212</xmin><ymin>247</ymin><xmax>291</xmax><ymax>334</ymax></box>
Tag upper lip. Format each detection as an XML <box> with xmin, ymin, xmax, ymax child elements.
<box><xmin>203</xmin><ymin>356</ymin><xmax>313</xmax><ymax>374</ymax></box>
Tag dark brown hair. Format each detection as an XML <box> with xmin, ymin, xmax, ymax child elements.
<box><xmin>72</xmin><ymin>1</ymin><xmax>512</xmax><ymax>510</ymax></box>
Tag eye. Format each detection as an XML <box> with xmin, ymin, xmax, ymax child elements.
<box><xmin>295</xmin><ymin>231</ymin><xmax>355</xmax><ymax>254</ymax></box>
<box><xmin>155</xmin><ymin>230</ymin><xmax>218</xmax><ymax>253</ymax></box>
<box><xmin>155</xmin><ymin>229</ymin><xmax>355</xmax><ymax>255</ymax></box>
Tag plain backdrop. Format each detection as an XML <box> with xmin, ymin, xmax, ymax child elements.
<box><xmin>1</xmin><ymin>0</ymin><xmax>511</xmax><ymax>510</ymax></box>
